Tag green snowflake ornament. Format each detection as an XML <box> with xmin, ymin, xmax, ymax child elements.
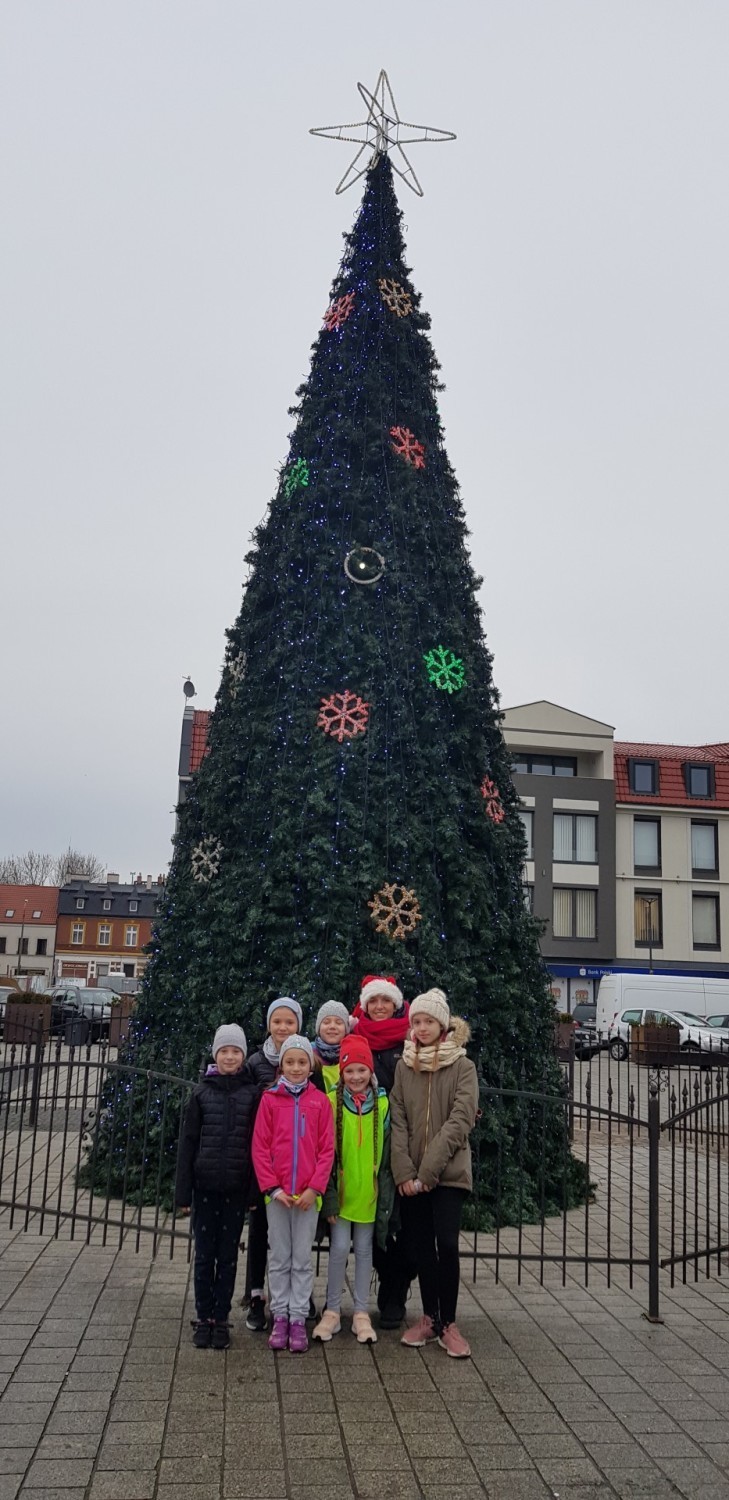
<box><xmin>284</xmin><ymin>458</ymin><xmax>310</xmax><ymax>498</ymax></box>
<box><xmin>423</xmin><ymin>645</ymin><xmax>466</xmax><ymax>694</ymax></box>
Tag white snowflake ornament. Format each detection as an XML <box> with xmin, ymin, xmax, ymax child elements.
<box><xmin>191</xmin><ymin>837</ymin><xmax>223</xmax><ymax>884</ymax></box>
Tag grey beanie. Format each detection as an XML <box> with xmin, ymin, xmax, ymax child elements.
<box><xmin>267</xmin><ymin>996</ymin><xmax>303</xmax><ymax>1029</ymax></box>
<box><xmin>212</xmin><ymin>1023</ymin><xmax>247</xmax><ymax>1058</ymax></box>
<box><xmin>279</xmin><ymin>1034</ymin><xmax>314</xmax><ymax>1070</ymax></box>
<box><xmin>315</xmin><ymin>1000</ymin><xmax>352</xmax><ymax>1035</ymax></box>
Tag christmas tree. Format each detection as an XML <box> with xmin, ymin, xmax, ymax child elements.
<box><xmin>93</xmin><ymin>94</ymin><xmax>586</xmax><ymax>1222</ymax></box>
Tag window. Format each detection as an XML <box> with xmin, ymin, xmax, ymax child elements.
<box><xmin>553</xmin><ymin>888</ymin><xmax>597</xmax><ymax>940</ymax></box>
<box><xmin>685</xmin><ymin>763</ymin><xmax>714</xmax><ymax>799</ymax></box>
<box><xmin>691</xmin><ymin>821</ymin><xmax>718</xmax><ymax>878</ymax></box>
<box><xmin>103</xmin><ymin>899</ymin><xmax>112</xmax><ymax>911</ymax></box>
<box><xmin>76</xmin><ymin>898</ymin><xmax>85</xmax><ymax>910</ymax></box>
<box><xmin>629</xmin><ymin>759</ymin><xmax>659</xmax><ymax>795</ymax></box>
<box><xmin>36</xmin><ymin>938</ymin><xmax>47</xmax><ymax>956</ymax></box>
<box><xmin>553</xmin><ymin>813</ymin><xmax>597</xmax><ymax>863</ymax></box>
<box><xmin>20</xmin><ymin>938</ymin><xmax>29</xmax><ymax>955</ymax></box>
<box><xmin>71</xmin><ymin>922</ymin><xmax>85</xmax><ymax>945</ymax></box>
<box><xmin>634</xmin><ymin>891</ymin><xmax>663</xmax><ymax>947</ymax></box>
<box><xmin>0</xmin><ymin>938</ymin><xmax>5</xmax><ymax>954</ymax></box>
<box><xmin>634</xmin><ymin>817</ymin><xmax>661</xmax><ymax>873</ymax></box>
<box><xmin>97</xmin><ymin>924</ymin><xmax>112</xmax><ymax>947</ymax></box>
<box><xmin>4</xmin><ymin>909</ymin><xmax>14</xmax><ymax>918</ymax></box>
<box><xmin>128</xmin><ymin>900</ymin><xmax>138</xmax><ymax>913</ymax></box>
<box><xmin>523</xmin><ymin>885</ymin><xmax>534</xmax><ymax>913</ymax></box>
<box><xmin>518</xmin><ymin>810</ymin><xmax>534</xmax><ymax>859</ymax></box>
<box><xmin>512</xmin><ymin>754</ymin><xmax>577</xmax><ymax>777</ymax></box>
<box><xmin>124</xmin><ymin>925</ymin><xmax>139</xmax><ymax>948</ymax></box>
<box><xmin>32</xmin><ymin>910</ymin><xmax>41</xmax><ymax>919</ymax></box>
<box><xmin>693</xmin><ymin>893</ymin><xmax>720</xmax><ymax>949</ymax></box>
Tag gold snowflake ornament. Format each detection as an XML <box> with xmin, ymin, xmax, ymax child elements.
<box><xmin>379</xmin><ymin>278</ymin><xmax>412</xmax><ymax>318</ymax></box>
<box><xmin>368</xmin><ymin>882</ymin><xmax>422</xmax><ymax>942</ymax></box>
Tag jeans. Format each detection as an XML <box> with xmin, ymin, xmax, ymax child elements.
<box><xmin>326</xmin><ymin>1218</ymin><xmax>374</xmax><ymax>1314</ymax></box>
<box><xmin>265</xmin><ymin>1197</ymin><xmax>318</xmax><ymax>1321</ymax></box>
<box><xmin>193</xmin><ymin>1189</ymin><xmax>247</xmax><ymax>1322</ymax></box>
<box><xmin>400</xmin><ymin>1186</ymin><xmax>467</xmax><ymax>1328</ymax></box>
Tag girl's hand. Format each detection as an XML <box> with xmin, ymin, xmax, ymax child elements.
<box><xmin>296</xmin><ymin>1188</ymin><xmax>316</xmax><ymax>1211</ymax></box>
<box><xmin>275</xmin><ymin>1191</ymin><xmax>295</xmax><ymax>1208</ymax></box>
<box><xmin>327</xmin><ymin>1214</ymin><xmax>338</xmax><ymax>1225</ymax></box>
<box><xmin>398</xmin><ymin>1179</ymin><xmax>419</xmax><ymax>1197</ymax></box>
<box><xmin>176</xmin><ymin>1205</ymin><xmax>191</xmax><ymax>1216</ymax></box>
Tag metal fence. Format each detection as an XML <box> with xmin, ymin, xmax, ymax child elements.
<box><xmin>2</xmin><ymin>1029</ymin><xmax>728</xmax><ymax>1321</ymax></box>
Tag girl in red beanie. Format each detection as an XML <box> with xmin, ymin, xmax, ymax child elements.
<box><xmin>312</xmin><ymin>1034</ymin><xmax>393</xmax><ymax>1345</ymax></box>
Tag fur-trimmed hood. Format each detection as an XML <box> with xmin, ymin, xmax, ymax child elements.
<box><xmin>447</xmin><ymin>1016</ymin><xmax>471</xmax><ymax>1048</ymax></box>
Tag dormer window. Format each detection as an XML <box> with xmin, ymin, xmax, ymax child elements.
<box><xmin>629</xmin><ymin>758</ymin><xmax>659</xmax><ymax>795</ymax></box>
<box><xmin>103</xmin><ymin>899</ymin><xmax>112</xmax><ymax>911</ymax></box>
<box><xmin>76</xmin><ymin>898</ymin><xmax>85</xmax><ymax>910</ymax></box>
<box><xmin>684</xmin><ymin>762</ymin><xmax>714</xmax><ymax>799</ymax></box>
<box><xmin>129</xmin><ymin>900</ymin><xmax>138</xmax><ymax>913</ymax></box>
<box><xmin>32</xmin><ymin>910</ymin><xmax>41</xmax><ymax>918</ymax></box>
<box><xmin>5</xmin><ymin>909</ymin><xmax>14</xmax><ymax>918</ymax></box>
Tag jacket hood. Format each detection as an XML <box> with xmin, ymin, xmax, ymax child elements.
<box><xmin>448</xmin><ymin>1016</ymin><xmax>471</xmax><ymax>1047</ymax></box>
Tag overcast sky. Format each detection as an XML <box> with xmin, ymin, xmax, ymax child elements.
<box><xmin>2</xmin><ymin>1</ymin><xmax>728</xmax><ymax>879</ymax></box>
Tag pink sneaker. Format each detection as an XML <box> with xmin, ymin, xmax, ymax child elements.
<box><xmin>438</xmin><ymin>1323</ymin><xmax>471</xmax><ymax>1358</ymax></box>
<box><xmin>288</xmin><ymin>1319</ymin><xmax>308</xmax><ymax>1354</ymax></box>
<box><xmin>268</xmin><ymin>1316</ymin><xmax>289</xmax><ymax>1351</ymax></box>
<box><xmin>401</xmin><ymin>1315</ymin><xmax>437</xmax><ymax>1347</ymax></box>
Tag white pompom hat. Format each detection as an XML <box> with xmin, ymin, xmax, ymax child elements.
<box><xmin>359</xmin><ymin>974</ymin><xmax>404</xmax><ymax>1012</ymax></box>
<box><xmin>409</xmin><ymin>988</ymin><xmax>450</xmax><ymax>1033</ymax></box>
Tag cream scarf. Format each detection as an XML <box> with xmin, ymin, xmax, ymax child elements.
<box><xmin>402</xmin><ymin>1033</ymin><xmax>466</xmax><ymax>1073</ymax></box>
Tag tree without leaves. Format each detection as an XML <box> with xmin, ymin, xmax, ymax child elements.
<box><xmin>0</xmin><ymin>851</ymin><xmax>55</xmax><ymax>884</ymax></box>
<box><xmin>52</xmin><ymin>848</ymin><xmax>106</xmax><ymax>885</ymax></box>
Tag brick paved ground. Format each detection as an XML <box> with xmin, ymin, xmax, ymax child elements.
<box><xmin>2</xmin><ymin>1145</ymin><xmax>729</xmax><ymax>1500</ymax></box>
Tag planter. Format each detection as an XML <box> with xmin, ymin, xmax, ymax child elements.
<box><xmin>554</xmin><ymin>1020</ymin><xmax>575</xmax><ymax>1061</ymax></box>
<box><xmin>630</xmin><ymin>1023</ymin><xmax>681</xmax><ymax>1068</ymax></box>
<box><xmin>109</xmin><ymin>997</ymin><xmax>136</xmax><ymax>1049</ymax></box>
<box><xmin>4</xmin><ymin>1000</ymin><xmax>52</xmax><ymax>1047</ymax></box>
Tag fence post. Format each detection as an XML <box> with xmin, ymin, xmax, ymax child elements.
<box><xmin>644</xmin><ymin>1083</ymin><xmax>664</xmax><ymax>1324</ymax></box>
<box><xmin>28</xmin><ymin>1024</ymin><xmax>44</xmax><ymax>1129</ymax></box>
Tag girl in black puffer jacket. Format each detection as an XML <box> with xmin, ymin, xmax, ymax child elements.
<box><xmin>176</xmin><ymin>1024</ymin><xmax>257</xmax><ymax>1350</ymax></box>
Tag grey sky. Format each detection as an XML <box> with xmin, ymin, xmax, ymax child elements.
<box><xmin>2</xmin><ymin>1</ymin><xmax>728</xmax><ymax>878</ymax></box>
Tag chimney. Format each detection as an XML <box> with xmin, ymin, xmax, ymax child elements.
<box><xmin>107</xmin><ymin>872</ymin><xmax>119</xmax><ymax>884</ymax></box>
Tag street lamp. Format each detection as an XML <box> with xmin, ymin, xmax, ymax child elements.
<box><xmin>641</xmin><ymin>895</ymin><xmax>659</xmax><ymax>974</ymax></box>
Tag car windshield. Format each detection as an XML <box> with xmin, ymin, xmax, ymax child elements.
<box><xmin>669</xmin><ymin>1011</ymin><xmax>705</xmax><ymax>1024</ymax></box>
<box><xmin>706</xmin><ymin>1016</ymin><xmax>729</xmax><ymax>1029</ymax></box>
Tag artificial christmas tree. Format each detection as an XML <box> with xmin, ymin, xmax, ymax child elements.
<box><xmin>92</xmin><ymin>89</ymin><xmax>586</xmax><ymax>1221</ymax></box>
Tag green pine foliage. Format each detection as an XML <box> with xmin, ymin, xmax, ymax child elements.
<box><xmin>89</xmin><ymin>155</ymin><xmax>587</xmax><ymax>1218</ymax></box>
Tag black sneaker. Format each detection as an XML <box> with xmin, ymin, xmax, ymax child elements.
<box><xmin>378</xmin><ymin>1301</ymin><xmax>406</xmax><ymax>1330</ymax></box>
<box><xmin>307</xmin><ymin>1297</ymin><xmax>317</xmax><ymax>1322</ymax></box>
<box><xmin>192</xmin><ymin>1319</ymin><xmax>213</xmax><ymax>1348</ymax></box>
<box><xmin>211</xmin><ymin>1322</ymin><xmax>231</xmax><ymax>1350</ymax></box>
<box><xmin>245</xmin><ymin>1295</ymin><xmax>267</xmax><ymax>1332</ymax></box>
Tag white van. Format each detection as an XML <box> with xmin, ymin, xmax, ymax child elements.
<box><xmin>596</xmin><ymin>973</ymin><xmax>729</xmax><ymax>1035</ymax></box>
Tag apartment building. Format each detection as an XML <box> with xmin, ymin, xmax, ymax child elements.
<box><xmin>501</xmin><ymin>701</ymin><xmax>617</xmax><ymax>1012</ymax></box>
<box><xmin>615</xmin><ymin>742</ymin><xmax>729</xmax><ymax>976</ymax></box>
<box><xmin>55</xmin><ymin>877</ymin><xmax>162</xmax><ymax>983</ymax></box>
<box><xmin>0</xmin><ymin>885</ymin><xmax>58</xmax><ymax>986</ymax></box>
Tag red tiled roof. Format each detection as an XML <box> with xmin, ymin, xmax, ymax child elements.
<box><xmin>0</xmin><ymin>885</ymin><xmax>59</xmax><ymax>924</ymax></box>
<box><xmin>614</xmin><ymin>742</ymin><xmax>729</xmax><ymax>810</ymax></box>
<box><xmin>190</xmin><ymin>711</ymin><xmax>211</xmax><ymax>774</ymax></box>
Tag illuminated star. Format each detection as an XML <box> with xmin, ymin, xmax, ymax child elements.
<box><xmin>310</xmin><ymin>69</ymin><xmax>456</xmax><ymax>197</ymax></box>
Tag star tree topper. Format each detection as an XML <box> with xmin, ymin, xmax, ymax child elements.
<box><xmin>310</xmin><ymin>69</ymin><xmax>456</xmax><ymax>197</ymax></box>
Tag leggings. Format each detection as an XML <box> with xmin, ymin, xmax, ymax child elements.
<box><xmin>326</xmin><ymin>1218</ymin><xmax>374</xmax><ymax>1314</ymax></box>
<box><xmin>193</xmin><ymin>1190</ymin><xmax>247</xmax><ymax>1322</ymax></box>
<box><xmin>401</xmin><ymin>1186</ymin><xmax>467</xmax><ymax>1329</ymax></box>
<box><xmin>245</xmin><ymin>1191</ymin><xmax>269</xmax><ymax>1295</ymax></box>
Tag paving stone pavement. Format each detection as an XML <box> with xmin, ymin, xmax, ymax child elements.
<box><xmin>2</xmin><ymin>1198</ymin><xmax>729</xmax><ymax>1500</ymax></box>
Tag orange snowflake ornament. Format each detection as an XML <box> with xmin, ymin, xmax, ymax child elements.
<box><xmin>368</xmin><ymin>883</ymin><xmax>422</xmax><ymax>942</ymax></box>
<box><xmin>318</xmin><ymin>690</ymin><xmax>370</xmax><ymax>744</ymax></box>
<box><xmin>379</xmin><ymin>278</ymin><xmax>412</xmax><ymax>317</ymax></box>
<box><xmin>324</xmin><ymin>293</ymin><xmax>356</xmax><ymax>331</ymax></box>
<box><xmin>481</xmin><ymin>778</ymin><xmax>505</xmax><ymax>824</ymax></box>
<box><xmin>390</xmin><ymin>426</ymin><xmax>426</xmax><ymax>469</ymax></box>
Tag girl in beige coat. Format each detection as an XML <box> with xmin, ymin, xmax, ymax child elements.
<box><xmin>389</xmin><ymin>988</ymin><xmax>479</xmax><ymax>1358</ymax></box>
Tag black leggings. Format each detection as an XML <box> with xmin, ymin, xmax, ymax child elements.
<box><xmin>193</xmin><ymin>1190</ymin><xmax>247</xmax><ymax>1322</ymax></box>
<box><xmin>245</xmin><ymin>1190</ymin><xmax>269</xmax><ymax>1296</ymax></box>
<box><xmin>401</xmin><ymin>1187</ymin><xmax>467</xmax><ymax>1329</ymax></box>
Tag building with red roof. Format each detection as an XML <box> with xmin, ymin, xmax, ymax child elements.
<box><xmin>0</xmin><ymin>886</ymin><xmax>59</xmax><ymax>987</ymax></box>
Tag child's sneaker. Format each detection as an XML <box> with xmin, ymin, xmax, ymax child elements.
<box><xmin>268</xmin><ymin>1316</ymin><xmax>289</xmax><ymax>1351</ymax></box>
<box><xmin>211</xmin><ymin>1322</ymin><xmax>231</xmax><ymax>1350</ymax></box>
<box><xmin>438</xmin><ymin>1323</ymin><xmax>471</xmax><ymax>1358</ymax></box>
<box><xmin>191</xmin><ymin>1319</ymin><xmax>212</xmax><ymax>1349</ymax></box>
<box><xmin>312</xmin><ymin>1309</ymin><xmax>341</xmax><ymax>1342</ymax></box>
<box><xmin>288</xmin><ymin>1319</ymin><xmax>308</xmax><ymax>1353</ymax></box>
<box><xmin>401</xmin><ymin>1314</ymin><xmax>437</xmax><ymax>1347</ymax></box>
<box><xmin>352</xmin><ymin>1312</ymin><xmax>377</xmax><ymax>1344</ymax></box>
<box><xmin>245</xmin><ymin>1295</ymin><xmax>267</xmax><ymax>1332</ymax></box>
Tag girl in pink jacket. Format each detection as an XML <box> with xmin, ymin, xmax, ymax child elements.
<box><xmin>251</xmin><ymin>1034</ymin><xmax>335</xmax><ymax>1353</ymax></box>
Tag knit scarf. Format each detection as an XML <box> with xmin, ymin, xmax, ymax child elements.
<box><xmin>263</xmin><ymin>1035</ymin><xmax>280</xmax><ymax>1066</ymax></box>
<box><xmin>313</xmin><ymin>1036</ymin><xmax>341</xmax><ymax>1065</ymax></box>
<box><xmin>402</xmin><ymin>1032</ymin><xmax>466</xmax><ymax>1073</ymax></box>
<box><xmin>281</xmin><ymin>1077</ymin><xmax>308</xmax><ymax>1096</ymax></box>
<box><xmin>352</xmin><ymin>1001</ymin><xmax>410</xmax><ymax>1053</ymax></box>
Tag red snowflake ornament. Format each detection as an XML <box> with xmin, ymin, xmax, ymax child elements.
<box><xmin>481</xmin><ymin>778</ymin><xmax>505</xmax><ymax>824</ymax></box>
<box><xmin>390</xmin><ymin>425</ymin><xmax>426</xmax><ymax>470</ymax></box>
<box><xmin>318</xmin><ymin>690</ymin><xmax>370</xmax><ymax>744</ymax></box>
<box><xmin>323</xmin><ymin>293</ymin><xmax>356</xmax><ymax>331</ymax></box>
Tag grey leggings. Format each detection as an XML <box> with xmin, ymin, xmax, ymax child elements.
<box><xmin>326</xmin><ymin>1217</ymin><xmax>374</xmax><ymax>1314</ymax></box>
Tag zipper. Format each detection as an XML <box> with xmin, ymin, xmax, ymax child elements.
<box><xmin>291</xmin><ymin>1093</ymin><xmax>300</xmax><ymax>1194</ymax></box>
<box><xmin>425</xmin><ymin>1074</ymin><xmax>432</xmax><ymax>1150</ymax></box>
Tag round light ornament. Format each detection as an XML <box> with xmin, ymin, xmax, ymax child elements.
<box><xmin>344</xmin><ymin>545</ymin><xmax>385</xmax><ymax>586</ymax></box>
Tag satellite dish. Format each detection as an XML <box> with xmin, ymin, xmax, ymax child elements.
<box><xmin>183</xmin><ymin>678</ymin><xmax>196</xmax><ymax>699</ymax></box>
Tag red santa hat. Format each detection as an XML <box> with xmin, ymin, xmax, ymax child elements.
<box><xmin>359</xmin><ymin>974</ymin><xmax>404</xmax><ymax>1013</ymax></box>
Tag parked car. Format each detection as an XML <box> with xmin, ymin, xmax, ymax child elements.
<box><xmin>607</xmin><ymin>1007</ymin><xmax>729</xmax><ymax>1062</ymax></box>
<box><xmin>597</xmin><ymin>973</ymin><xmax>729</xmax><ymax>1035</ymax></box>
<box><xmin>571</xmin><ymin>1002</ymin><xmax>602</xmax><ymax>1058</ymax></box>
<box><xmin>705</xmin><ymin>1014</ymin><xmax>729</xmax><ymax>1030</ymax></box>
<box><xmin>48</xmin><ymin>986</ymin><xmax>115</xmax><ymax>1041</ymax></box>
<box><xmin>0</xmin><ymin>986</ymin><xmax>20</xmax><ymax>1037</ymax></box>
